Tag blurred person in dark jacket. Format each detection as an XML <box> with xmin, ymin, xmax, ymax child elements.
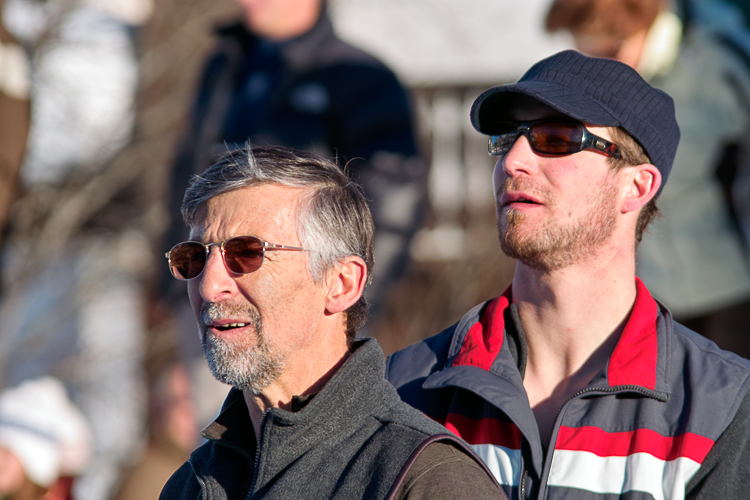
<box><xmin>546</xmin><ymin>0</ymin><xmax>750</xmax><ymax>357</ymax></box>
<box><xmin>164</xmin><ymin>0</ymin><xmax>426</xmax><ymax>321</ymax></box>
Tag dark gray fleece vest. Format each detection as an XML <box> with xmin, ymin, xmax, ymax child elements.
<box><xmin>161</xmin><ymin>338</ymin><xmax>464</xmax><ymax>500</ymax></box>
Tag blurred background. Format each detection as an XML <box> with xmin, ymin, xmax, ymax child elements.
<box><xmin>0</xmin><ymin>0</ymin><xmax>748</xmax><ymax>498</ymax></box>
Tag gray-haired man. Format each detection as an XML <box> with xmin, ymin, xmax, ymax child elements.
<box><xmin>159</xmin><ymin>145</ymin><xmax>506</xmax><ymax>500</ymax></box>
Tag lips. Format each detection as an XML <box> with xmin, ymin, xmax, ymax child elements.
<box><xmin>202</xmin><ymin>317</ymin><xmax>256</xmax><ymax>338</ymax></box>
<box><xmin>501</xmin><ymin>191</ymin><xmax>544</xmax><ymax>207</ymax></box>
<box><xmin>199</xmin><ymin>301</ymin><xmax>260</xmax><ymax>337</ymax></box>
<box><xmin>211</xmin><ymin>321</ymin><xmax>250</xmax><ymax>332</ymax></box>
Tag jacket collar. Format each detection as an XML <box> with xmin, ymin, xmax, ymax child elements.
<box><xmin>422</xmin><ymin>278</ymin><xmax>670</xmax><ymax>477</ymax></box>
<box><xmin>431</xmin><ymin>277</ymin><xmax>670</xmax><ymax>394</ymax></box>
<box><xmin>201</xmin><ymin>387</ymin><xmax>254</xmax><ymax>449</ymax></box>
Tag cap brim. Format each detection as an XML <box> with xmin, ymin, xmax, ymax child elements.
<box><xmin>470</xmin><ymin>81</ymin><xmax>622</xmax><ymax>134</ymax></box>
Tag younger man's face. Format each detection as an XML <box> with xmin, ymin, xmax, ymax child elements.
<box><xmin>493</xmin><ymin>100</ymin><xmax>621</xmax><ymax>271</ymax></box>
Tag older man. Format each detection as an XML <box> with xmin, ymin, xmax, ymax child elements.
<box><xmin>387</xmin><ymin>51</ymin><xmax>750</xmax><ymax>500</ymax></box>
<box><xmin>159</xmin><ymin>145</ymin><xmax>504</xmax><ymax>500</ymax></box>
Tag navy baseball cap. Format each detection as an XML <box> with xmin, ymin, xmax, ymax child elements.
<box><xmin>470</xmin><ymin>50</ymin><xmax>680</xmax><ymax>192</ymax></box>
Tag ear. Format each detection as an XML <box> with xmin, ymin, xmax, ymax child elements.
<box><xmin>620</xmin><ymin>163</ymin><xmax>661</xmax><ymax>214</ymax></box>
<box><xmin>324</xmin><ymin>256</ymin><xmax>367</xmax><ymax>315</ymax></box>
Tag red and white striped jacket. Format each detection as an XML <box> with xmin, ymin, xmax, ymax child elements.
<box><xmin>386</xmin><ymin>278</ymin><xmax>750</xmax><ymax>500</ymax></box>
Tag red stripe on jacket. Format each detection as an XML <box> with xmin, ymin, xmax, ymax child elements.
<box><xmin>452</xmin><ymin>286</ymin><xmax>511</xmax><ymax>370</ymax></box>
<box><xmin>555</xmin><ymin>425</ymin><xmax>715</xmax><ymax>463</ymax></box>
<box><xmin>439</xmin><ymin>412</ymin><xmax>523</xmax><ymax>450</ymax></box>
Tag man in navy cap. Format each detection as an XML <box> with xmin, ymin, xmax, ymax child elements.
<box><xmin>386</xmin><ymin>50</ymin><xmax>750</xmax><ymax>500</ymax></box>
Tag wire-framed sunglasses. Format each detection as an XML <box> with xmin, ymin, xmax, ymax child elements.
<box><xmin>166</xmin><ymin>235</ymin><xmax>307</xmax><ymax>280</ymax></box>
<box><xmin>488</xmin><ymin>120</ymin><xmax>621</xmax><ymax>158</ymax></box>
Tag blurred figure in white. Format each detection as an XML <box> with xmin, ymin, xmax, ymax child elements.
<box><xmin>0</xmin><ymin>377</ymin><xmax>93</xmax><ymax>500</ymax></box>
<box><xmin>0</xmin><ymin>1</ymin><xmax>153</xmax><ymax>499</ymax></box>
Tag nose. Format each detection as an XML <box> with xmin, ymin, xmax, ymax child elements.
<box><xmin>195</xmin><ymin>246</ymin><xmax>237</xmax><ymax>303</ymax></box>
<box><xmin>494</xmin><ymin>134</ymin><xmax>537</xmax><ymax>191</ymax></box>
<box><xmin>501</xmin><ymin>134</ymin><xmax>538</xmax><ymax>178</ymax></box>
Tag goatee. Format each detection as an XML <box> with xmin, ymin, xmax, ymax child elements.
<box><xmin>199</xmin><ymin>301</ymin><xmax>284</xmax><ymax>393</ymax></box>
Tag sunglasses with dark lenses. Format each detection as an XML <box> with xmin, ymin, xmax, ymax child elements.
<box><xmin>166</xmin><ymin>235</ymin><xmax>307</xmax><ymax>280</ymax></box>
<box><xmin>488</xmin><ymin>120</ymin><xmax>621</xmax><ymax>158</ymax></box>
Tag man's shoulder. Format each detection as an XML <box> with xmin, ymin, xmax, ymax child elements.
<box><xmin>159</xmin><ymin>460</ymin><xmax>199</xmax><ymax>500</ymax></box>
<box><xmin>159</xmin><ymin>434</ymin><xmax>255</xmax><ymax>500</ymax></box>
<box><xmin>386</xmin><ymin>301</ymin><xmax>488</xmax><ymax>387</ymax></box>
<box><xmin>376</xmin><ymin>393</ymin><xmax>452</xmax><ymax>437</ymax></box>
<box><xmin>385</xmin><ymin>322</ymin><xmax>459</xmax><ymax>388</ymax></box>
<box><xmin>671</xmin><ymin>319</ymin><xmax>750</xmax><ymax>376</ymax></box>
<box><xmin>362</xmin><ymin>411</ymin><xmax>506</xmax><ymax>499</ymax></box>
<box><xmin>315</xmin><ymin>33</ymin><xmax>385</xmax><ymax>67</ymax></box>
<box><xmin>665</xmin><ymin>319</ymin><xmax>750</xmax><ymax>438</ymax></box>
<box><xmin>393</xmin><ymin>440</ymin><xmax>507</xmax><ymax>500</ymax></box>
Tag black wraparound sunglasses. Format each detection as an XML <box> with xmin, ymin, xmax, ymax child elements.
<box><xmin>488</xmin><ymin>120</ymin><xmax>621</xmax><ymax>158</ymax></box>
<box><xmin>166</xmin><ymin>235</ymin><xmax>307</xmax><ymax>280</ymax></box>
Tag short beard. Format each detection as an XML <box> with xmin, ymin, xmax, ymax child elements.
<box><xmin>199</xmin><ymin>301</ymin><xmax>284</xmax><ymax>393</ymax></box>
<box><xmin>498</xmin><ymin>175</ymin><xmax>618</xmax><ymax>271</ymax></box>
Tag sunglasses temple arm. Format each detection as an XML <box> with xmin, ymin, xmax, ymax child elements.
<box><xmin>583</xmin><ymin>132</ymin><xmax>621</xmax><ymax>158</ymax></box>
<box><xmin>266</xmin><ymin>243</ymin><xmax>307</xmax><ymax>251</ymax></box>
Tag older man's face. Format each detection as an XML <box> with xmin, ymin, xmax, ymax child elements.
<box><xmin>187</xmin><ymin>184</ymin><xmax>327</xmax><ymax>393</ymax></box>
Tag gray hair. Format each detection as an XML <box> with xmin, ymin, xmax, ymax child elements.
<box><xmin>182</xmin><ymin>145</ymin><xmax>375</xmax><ymax>340</ymax></box>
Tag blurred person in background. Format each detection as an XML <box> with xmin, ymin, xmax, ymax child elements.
<box><xmin>0</xmin><ymin>0</ymin><xmax>29</xmax><ymax>248</ymax></box>
<box><xmin>163</xmin><ymin>0</ymin><xmax>427</xmax><ymax>428</ymax></box>
<box><xmin>545</xmin><ymin>0</ymin><xmax>750</xmax><ymax>357</ymax></box>
<box><xmin>0</xmin><ymin>377</ymin><xmax>92</xmax><ymax>500</ymax></box>
<box><xmin>0</xmin><ymin>0</ymin><xmax>153</xmax><ymax>498</ymax></box>
<box><xmin>114</xmin><ymin>363</ymin><xmax>197</xmax><ymax>500</ymax></box>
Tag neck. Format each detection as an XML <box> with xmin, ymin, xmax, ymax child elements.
<box><xmin>514</xmin><ymin>249</ymin><xmax>637</xmax><ymax>382</ymax></box>
<box><xmin>512</xmin><ymin>241</ymin><xmax>637</xmax><ymax>448</ymax></box>
<box><xmin>244</xmin><ymin>329</ymin><xmax>350</xmax><ymax>441</ymax></box>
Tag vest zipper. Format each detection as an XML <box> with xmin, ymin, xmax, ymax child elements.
<box><xmin>247</xmin><ymin>412</ymin><xmax>269</xmax><ymax>500</ymax></box>
<box><xmin>538</xmin><ymin>385</ymin><xmax>667</xmax><ymax>499</ymax></box>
